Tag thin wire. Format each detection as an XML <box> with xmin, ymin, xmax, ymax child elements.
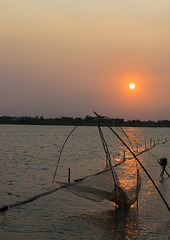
<box><xmin>94</xmin><ymin>112</ymin><xmax>170</xmax><ymax>213</ymax></box>
<box><xmin>113</xmin><ymin>121</ymin><xmax>169</xmax><ymax>172</ymax></box>
<box><xmin>97</xmin><ymin>118</ymin><xmax>118</xmax><ymax>185</ymax></box>
<box><xmin>0</xmin><ymin>184</ymin><xmax>71</xmax><ymax>213</ymax></box>
<box><xmin>52</xmin><ymin>125</ymin><xmax>78</xmax><ymax>182</ymax></box>
<box><xmin>52</xmin><ymin>117</ymin><xmax>97</xmax><ymax>182</ymax></box>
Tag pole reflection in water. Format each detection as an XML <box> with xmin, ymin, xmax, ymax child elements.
<box><xmin>84</xmin><ymin>207</ymin><xmax>140</xmax><ymax>239</ymax></box>
<box><xmin>0</xmin><ymin>125</ymin><xmax>170</xmax><ymax>239</ymax></box>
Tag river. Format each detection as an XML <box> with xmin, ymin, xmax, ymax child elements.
<box><xmin>0</xmin><ymin>125</ymin><xmax>169</xmax><ymax>239</ymax></box>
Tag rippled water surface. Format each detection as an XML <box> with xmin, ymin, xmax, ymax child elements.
<box><xmin>0</xmin><ymin>125</ymin><xmax>170</xmax><ymax>240</ymax></box>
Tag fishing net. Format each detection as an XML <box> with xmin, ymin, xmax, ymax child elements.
<box><xmin>55</xmin><ymin>116</ymin><xmax>141</xmax><ymax>209</ymax></box>
<box><xmin>57</xmin><ymin>159</ymin><xmax>141</xmax><ymax>209</ymax></box>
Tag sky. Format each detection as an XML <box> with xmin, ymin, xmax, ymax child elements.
<box><xmin>0</xmin><ymin>0</ymin><xmax>170</xmax><ymax>120</ymax></box>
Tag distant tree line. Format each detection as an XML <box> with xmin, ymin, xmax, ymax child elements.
<box><xmin>0</xmin><ymin>115</ymin><xmax>170</xmax><ymax>127</ymax></box>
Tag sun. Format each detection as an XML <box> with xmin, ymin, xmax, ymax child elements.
<box><xmin>129</xmin><ymin>83</ymin><xmax>135</xmax><ymax>89</ymax></box>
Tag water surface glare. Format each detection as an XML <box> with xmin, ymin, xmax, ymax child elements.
<box><xmin>0</xmin><ymin>125</ymin><xmax>170</xmax><ymax>239</ymax></box>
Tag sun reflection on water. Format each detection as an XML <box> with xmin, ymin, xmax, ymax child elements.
<box><xmin>86</xmin><ymin>207</ymin><xmax>140</xmax><ymax>239</ymax></box>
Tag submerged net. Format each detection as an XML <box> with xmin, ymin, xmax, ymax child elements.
<box><xmin>57</xmin><ymin>160</ymin><xmax>141</xmax><ymax>209</ymax></box>
<box><xmin>55</xmin><ymin>116</ymin><xmax>141</xmax><ymax>209</ymax></box>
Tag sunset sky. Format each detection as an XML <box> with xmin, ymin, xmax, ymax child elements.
<box><xmin>0</xmin><ymin>1</ymin><xmax>170</xmax><ymax>120</ymax></box>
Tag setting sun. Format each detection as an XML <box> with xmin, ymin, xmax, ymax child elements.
<box><xmin>129</xmin><ymin>83</ymin><xmax>135</xmax><ymax>89</ymax></box>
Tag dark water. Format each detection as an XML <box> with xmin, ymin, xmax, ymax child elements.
<box><xmin>0</xmin><ymin>125</ymin><xmax>169</xmax><ymax>240</ymax></box>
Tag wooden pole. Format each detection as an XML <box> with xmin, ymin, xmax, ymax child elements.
<box><xmin>68</xmin><ymin>168</ymin><xmax>71</xmax><ymax>183</ymax></box>
<box><xmin>150</xmin><ymin>138</ymin><xmax>152</xmax><ymax>148</ymax></box>
<box><xmin>94</xmin><ymin>112</ymin><xmax>170</xmax><ymax>212</ymax></box>
<box><xmin>123</xmin><ymin>150</ymin><xmax>125</xmax><ymax>161</ymax></box>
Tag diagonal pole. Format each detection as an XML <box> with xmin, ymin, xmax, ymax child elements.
<box><xmin>94</xmin><ymin>112</ymin><xmax>170</xmax><ymax>213</ymax></box>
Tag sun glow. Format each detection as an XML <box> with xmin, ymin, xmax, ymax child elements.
<box><xmin>129</xmin><ymin>83</ymin><xmax>135</xmax><ymax>89</ymax></box>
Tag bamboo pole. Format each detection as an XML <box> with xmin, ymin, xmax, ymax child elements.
<box><xmin>94</xmin><ymin>112</ymin><xmax>170</xmax><ymax>213</ymax></box>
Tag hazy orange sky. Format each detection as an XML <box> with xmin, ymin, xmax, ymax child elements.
<box><xmin>0</xmin><ymin>1</ymin><xmax>170</xmax><ymax>120</ymax></box>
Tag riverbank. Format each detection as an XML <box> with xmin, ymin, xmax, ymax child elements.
<box><xmin>0</xmin><ymin>115</ymin><xmax>170</xmax><ymax>127</ymax></box>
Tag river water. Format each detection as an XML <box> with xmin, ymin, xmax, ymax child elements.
<box><xmin>0</xmin><ymin>125</ymin><xmax>169</xmax><ymax>240</ymax></box>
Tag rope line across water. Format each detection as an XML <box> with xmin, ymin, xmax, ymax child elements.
<box><xmin>0</xmin><ymin>184</ymin><xmax>69</xmax><ymax>213</ymax></box>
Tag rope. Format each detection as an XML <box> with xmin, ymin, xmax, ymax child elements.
<box><xmin>52</xmin><ymin>116</ymin><xmax>97</xmax><ymax>182</ymax></box>
<box><xmin>1</xmin><ymin>114</ymin><xmax>169</xmax><ymax>213</ymax></box>
<box><xmin>0</xmin><ymin>184</ymin><xmax>70</xmax><ymax>213</ymax></box>
<box><xmin>97</xmin><ymin>118</ymin><xmax>118</xmax><ymax>186</ymax></box>
<box><xmin>94</xmin><ymin>112</ymin><xmax>170</xmax><ymax>213</ymax></box>
<box><xmin>111</xmin><ymin>119</ymin><xmax>169</xmax><ymax>175</ymax></box>
<box><xmin>52</xmin><ymin>125</ymin><xmax>79</xmax><ymax>182</ymax></box>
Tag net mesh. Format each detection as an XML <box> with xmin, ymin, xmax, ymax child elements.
<box><xmin>55</xmin><ymin>117</ymin><xmax>141</xmax><ymax>209</ymax></box>
<box><xmin>57</xmin><ymin>160</ymin><xmax>141</xmax><ymax>209</ymax></box>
